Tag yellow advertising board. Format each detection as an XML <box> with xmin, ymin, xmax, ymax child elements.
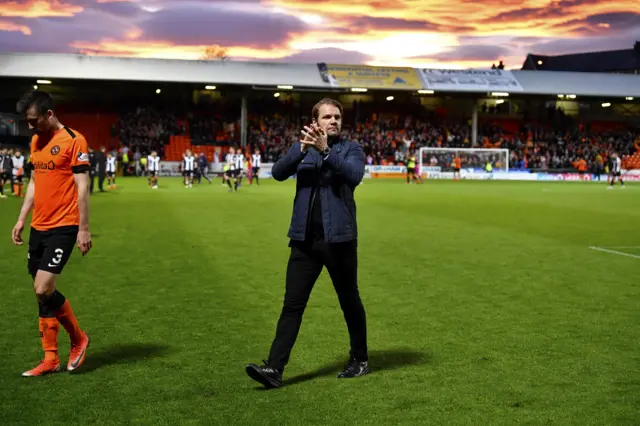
<box><xmin>317</xmin><ymin>63</ymin><xmax>422</xmax><ymax>90</ymax></box>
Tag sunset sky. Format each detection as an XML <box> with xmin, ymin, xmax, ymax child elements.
<box><xmin>0</xmin><ymin>0</ymin><xmax>639</xmax><ymax>69</ymax></box>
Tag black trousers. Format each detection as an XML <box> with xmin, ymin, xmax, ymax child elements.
<box><xmin>98</xmin><ymin>171</ymin><xmax>106</xmax><ymax>191</ymax></box>
<box><xmin>268</xmin><ymin>237</ymin><xmax>368</xmax><ymax>370</ymax></box>
<box><xmin>89</xmin><ymin>171</ymin><xmax>95</xmax><ymax>194</ymax></box>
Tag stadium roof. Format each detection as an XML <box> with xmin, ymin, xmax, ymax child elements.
<box><xmin>512</xmin><ymin>70</ymin><xmax>640</xmax><ymax>98</ymax></box>
<box><xmin>0</xmin><ymin>52</ymin><xmax>639</xmax><ymax>98</ymax></box>
<box><xmin>521</xmin><ymin>41</ymin><xmax>640</xmax><ymax>73</ymax></box>
<box><xmin>0</xmin><ymin>52</ymin><xmax>325</xmax><ymax>88</ymax></box>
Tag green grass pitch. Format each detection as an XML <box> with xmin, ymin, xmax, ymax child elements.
<box><xmin>0</xmin><ymin>177</ymin><xmax>638</xmax><ymax>425</ymax></box>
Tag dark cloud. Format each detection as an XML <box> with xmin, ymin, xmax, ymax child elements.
<box><xmin>486</xmin><ymin>7</ymin><xmax>562</xmax><ymax>22</ymax></box>
<box><xmin>0</xmin><ymin>8</ymin><xmax>127</xmax><ymax>54</ymax></box>
<box><xmin>344</xmin><ymin>16</ymin><xmax>473</xmax><ymax>33</ymax></box>
<box><xmin>481</xmin><ymin>0</ymin><xmax>601</xmax><ymax>23</ymax></box>
<box><xmin>89</xmin><ymin>1</ymin><xmax>144</xmax><ymax>18</ymax></box>
<box><xmin>585</xmin><ymin>12</ymin><xmax>640</xmax><ymax>31</ymax></box>
<box><xmin>137</xmin><ymin>3</ymin><xmax>307</xmax><ymax>48</ymax></box>
<box><xmin>527</xmin><ymin>30</ymin><xmax>640</xmax><ymax>55</ymax></box>
<box><xmin>550</xmin><ymin>13</ymin><xmax>640</xmax><ymax>36</ymax></box>
<box><xmin>0</xmin><ymin>30</ymin><xmax>74</xmax><ymax>53</ymax></box>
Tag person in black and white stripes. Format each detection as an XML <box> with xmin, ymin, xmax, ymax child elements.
<box><xmin>106</xmin><ymin>152</ymin><xmax>117</xmax><ymax>190</ymax></box>
<box><xmin>147</xmin><ymin>151</ymin><xmax>160</xmax><ymax>189</ymax></box>
<box><xmin>224</xmin><ymin>147</ymin><xmax>236</xmax><ymax>192</ymax></box>
<box><xmin>251</xmin><ymin>149</ymin><xmax>261</xmax><ymax>186</ymax></box>
<box><xmin>608</xmin><ymin>152</ymin><xmax>625</xmax><ymax>189</ymax></box>
<box><xmin>234</xmin><ymin>149</ymin><xmax>244</xmax><ymax>190</ymax></box>
<box><xmin>183</xmin><ymin>149</ymin><xmax>196</xmax><ymax>188</ymax></box>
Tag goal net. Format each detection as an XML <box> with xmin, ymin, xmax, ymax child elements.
<box><xmin>418</xmin><ymin>147</ymin><xmax>509</xmax><ymax>179</ymax></box>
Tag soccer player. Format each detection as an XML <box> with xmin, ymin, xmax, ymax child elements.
<box><xmin>106</xmin><ymin>152</ymin><xmax>117</xmax><ymax>190</ymax></box>
<box><xmin>452</xmin><ymin>154</ymin><xmax>462</xmax><ymax>181</ymax></box>
<box><xmin>405</xmin><ymin>150</ymin><xmax>417</xmax><ymax>184</ymax></box>
<box><xmin>224</xmin><ymin>147</ymin><xmax>236</xmax><ymax>192</ymax></box>
<box><xmin>11</xmin><ymin>90</ymin><xmax>92</xmax><ymax>376</ymax></box>
<box><xmin>234</xmin><ymin>149</ymin><xmax>245</xmax><ymax>190</ymax></box>
<box><xmin>12</xmin><ymin>149</ymin><xmax>26</xmax><ymax>196</ymax></box>
<box><xmin>183</xmin><ymin>149</ymin><xmax>196</xmax><ymax>188</ymax></box>
<box><xmin>608</xmin><ymin>152</ymin><xmax>625</xmax><ymax>189</ymax></box>
<box><xmin>0</xmin><ymin>147</ymin><xmax>12</xmax><ymax>198</ymax></box>
<box><xmin>147</xmin><ymin>151</ymin><xmax>160</xmax><ymax>189</ymax></box>
<box><xmin>251</xmin><ymin>149</ymin><xmax>261</xmax><ymax>185</ymax></box>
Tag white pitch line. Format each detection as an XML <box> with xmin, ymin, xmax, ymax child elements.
<box><xmin>589</xmin><ymin>246</ymin><xmax>640</xmax><ymax>260</ymax></box>
<box><xmin>605</xmin><ymin>246</ymin><xmax>640</xmax><ymax>249</ymax></box>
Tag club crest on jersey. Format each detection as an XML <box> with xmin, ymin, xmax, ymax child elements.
<box><xmin>77</xmin><ymin>152</ymin><xmax>89</xmax><ymax>162</ymax></box>
<box><xmin>50</xmin><ymin>145</ymin><xmax>60</xmax><ymax>155</ymax></box>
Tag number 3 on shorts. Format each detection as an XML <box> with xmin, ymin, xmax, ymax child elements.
<box><xmin>48</xmin><ymin>248</ymin><xmax>64</xmax><ymax>267</ymax></box>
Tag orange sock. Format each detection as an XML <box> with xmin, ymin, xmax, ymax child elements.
<box><xmin>39</xmin><ymin>317</ymin><xmax>59</xmax><ymax>362</ymax></box>
<box><xmin>13</xmin><ymin>184</ymin><xmax>17</xmax><ymax>195</ymax></box>
<box><xmin>55</xmin><ymin>300</ymin><xmax>83</xmax><ymax>345</ymax></box>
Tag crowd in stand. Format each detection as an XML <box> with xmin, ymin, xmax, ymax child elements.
<box><xmin>116</xmin><ymin>107</ymin><xmax>186</xmax><ymax>158</ymax></box>
<box><xmin>114</xmin><ymin>105</ymin><xmax>640</xmax><ymax>172</ymax></box>
<box><xmin>245</xmin><ymin>112</ymin><xmax>639</xmax><ymax>171</ymax></box>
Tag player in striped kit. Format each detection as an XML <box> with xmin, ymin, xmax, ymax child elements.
<box><xmin>251</xmin><ymin>149</ymin><xmax>261</xmax><ymax>186</ymax></box>
<box><xmin>106</xmin><ymin>153</ymin><xmax>117</xmax><ymax>190</ymax></box>
<box><xmin>224</xmin><ymin>147</ymin><xmax>236</xmax><ymax>192</ymax></box>
<box><xmin>12</xmin><ymin>149</ymin><xmax>26</xmax><ymax>197</ymax></box>
<box><xmin>147</xmin><ymin>151</ymin><xmax>160</xmax><ymax>189</ymax></box>
<box><xmin>234</xmin><ymin>150</ymin><xmax>245</xmax><ymax>190</ymax></box>
<box><xmin>608</xmin><ymin>152</ymin><xmax>625</xmax><ymax>189</ymax></box>
<box><xmin>0</xmin><ymin>147</ymin><xmax>12</xmax><ymax>198</ymax></box>
<box><xmin>183</xmin><ymin>149</ymin><xmax>196</xmax><ymax>188</ymax></box>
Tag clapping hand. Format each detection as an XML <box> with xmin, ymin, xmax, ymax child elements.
<box><xmin>300</xmin><ymin>124</ymin><xmax>328</xmax><ymax>152</ymax></box>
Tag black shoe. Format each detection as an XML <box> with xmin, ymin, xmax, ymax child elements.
<box><xmin>337</xmin><ymin>358</ymin><xmax>371</xmax><ymax>379</ymax></box>
<box><xmin>245</xmin><ymin>360</ymin><xmax>283</xmax><ymax>389</ymax></box>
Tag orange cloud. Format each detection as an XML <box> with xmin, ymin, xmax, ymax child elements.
<box><xmin>0</xmin><ymin>19</ymin><xmax>32</xmax><ymax>35</ymax></box>
<box><xmin>125</xmin><ymin>27</ymin><xmax>142</xmax><ymax>40</ymax></box>
<box><xmin>0</xmin><ymin>0</ymin><xmax>83</xmax><ymax>17</ymax></box>
<box><xmin>2</xmin><ymin>0</ymin><xmax>637</xmax><ymax>70</ymax></box>
<box><xmin>270</xmin><ymin>0</ymin><xmax>639</xmax><ymax>37</ymax></box>
<box><xmin>70</xmin><ymin>39</ymin><xmax>293</xmax><ymax>61</ymax></box>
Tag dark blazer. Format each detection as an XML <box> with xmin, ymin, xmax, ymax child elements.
<box><xmin>94</xmin><ymin>151</ymin><xmax>106</xmax><ymax>173</ymax></box>
<box><xmin>272</xmin><ymin>140</ymin><xmax>365</xmax><ymax>243</ymax></box>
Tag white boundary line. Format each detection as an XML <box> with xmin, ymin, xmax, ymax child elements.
<box><xmin>589</xmin><ymin>246</ymin><xmax>640</xmax><ymax>260</ymax></box>
<box><xmin>605</xmin><ymin>246</ymin><xmax>640</xmax><ymax>249</ymax></box>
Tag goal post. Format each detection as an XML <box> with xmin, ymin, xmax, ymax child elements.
<box><xmin>418</xmin><ymin>147</ymin><xmax>509</xmax><ymax>179</ymax></box>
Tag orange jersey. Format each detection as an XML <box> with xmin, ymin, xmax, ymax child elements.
<box><xmin>454</xmin><ymin>157</ymin><xmax>462</xmax><ymax>168</ymax></box>
<box><xmin>30</xmin><ymin>127</ymin><xmax>90</xmax><ymax>231</ymax></box>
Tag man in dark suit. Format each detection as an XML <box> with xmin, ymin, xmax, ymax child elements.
<box><xmin>95</xmin><ymin>146</ymin><xmax>107</xmax><ymax>192</ymax></box>
<box><xmin>245</xmin><ymin>98</ymin><xmax>369</xmax><ymax>389</ymax></box>
<box><xmin>88</xmin><ymin>147</ymin><xmax>97</xmax><ymax>194</ymax></box>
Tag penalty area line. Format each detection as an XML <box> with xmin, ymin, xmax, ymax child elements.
<box><xmin>589</xmin><ymin>246</ymin><xmax>640</xmax><ymax>260</ymax></box>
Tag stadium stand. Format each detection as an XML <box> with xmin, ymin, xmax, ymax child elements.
<box><xmin>522</xmin><ymin>41</ymin><xmax>640</xmax><ymax>74</ymax></box>
<box><xmin>1</xmin><ymin>52</ymin><xmax>639</xmax><ymax>174</ymax></box>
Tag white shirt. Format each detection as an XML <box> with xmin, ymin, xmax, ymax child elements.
<box><xmin>183</xmin><ymin>155</ymin><xmax>195</xmax><ymax>171</ymax></box>
<box><xmin>12</xmin><ymin>155</ymin><xmax>24</xmax><ymax>176</ymax></box>
<box><xmin>225</xmin><ymin>153</ymin><xmax>236</xmax><ymax>170</ymax></box>
<box><xmin>612</xmin><ymin>157</ymin><xmax>622</xmax><ymax>173</ymax></box>
<box><xmin>252</xmin><ymin>154</ymin><xmax>261</xmax><ymax>168</ymax></box>
<box><xmin>148</xmin><ymin>156</ymin><xmax>160</xmax><ymax>172</ymax></box>
<box><xmin>106</xmin><ymin>157</ymin><xmax>116</xmax><ymax>173</ymax></box>
<box><xmin>235</xmin><ymin>154</ymin><xmax>244</xmax><ymax>171</ymax></box>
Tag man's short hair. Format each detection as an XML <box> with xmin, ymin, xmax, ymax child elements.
<box><xmin>16</xmin><ymin>90</ymin><xmax>54</xmax><ymax>116</ymax></box>
<box><xmin>312</xmin><ymin>98</ymin><xmax>343</xmax><ymax>122</ymax></box>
